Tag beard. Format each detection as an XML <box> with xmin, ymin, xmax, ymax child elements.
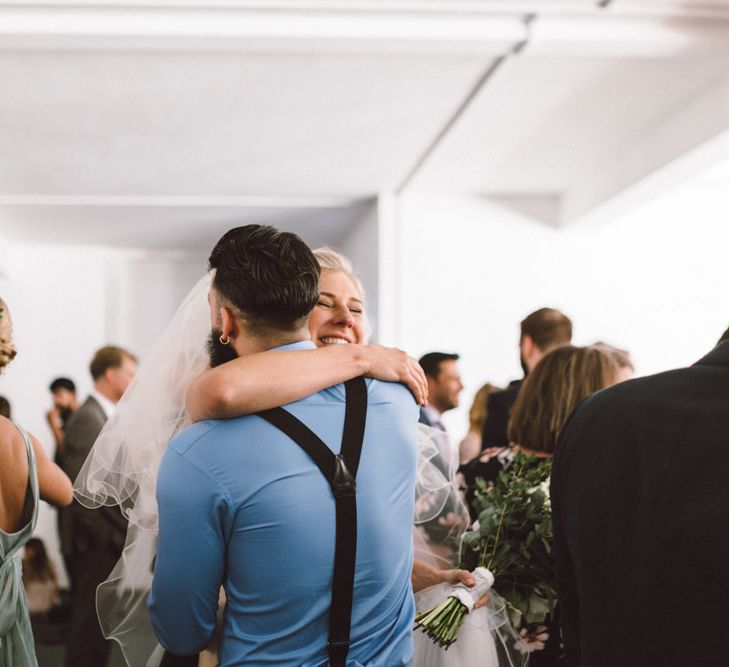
<box><xmin>207</xmin><ymin>329</ymin><xmax>239</xmax><ymax>368</ymax></box>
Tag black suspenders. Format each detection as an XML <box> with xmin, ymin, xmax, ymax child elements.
<box><xmin>257</xmin><ymin>377</ymin><xmax>368</xmax><ymax>667</ymax></box>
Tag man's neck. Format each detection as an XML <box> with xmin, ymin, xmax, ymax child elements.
<box><xmin>94</xmin><ymin>382</ymin><xmax>117</xmax><ymax>405</ymax></box>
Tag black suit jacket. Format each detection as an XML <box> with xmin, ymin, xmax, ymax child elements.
<box><xmin>551</xmin><ymin>342</ymin><xmax>729</xmax><ymax>667</ymax></box>
<box><xmin>60</xmin><ymin>396</ymin><xmax>127</xmax><ymax>557</ymax></box>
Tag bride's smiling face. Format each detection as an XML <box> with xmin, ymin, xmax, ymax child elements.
<box><xmin>308</xmin><ymin>270</ymin><xmax>366</xmax><ymax>346</ymax></box>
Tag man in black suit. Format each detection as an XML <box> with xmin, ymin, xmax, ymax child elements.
<box><xmin>61</xmin><ymin>345</ymin><xmax>137</xmax><ymax>667</ymax></box>
<box><xmin>481</xmin><ymin>307</ymin><xmax>573</xmax><ymax>452</ymax></box>
<box><xmin>551</xmin><ymin>331</ymin><xmax>729</xmax><ymax>666</ymax></box>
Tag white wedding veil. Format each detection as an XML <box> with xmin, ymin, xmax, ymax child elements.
<box><xmin>74</xmin><ymin>274</ymin><xmax>211</xmax><ymax>667</ymax></box>
<box><xmin>73</xmin><ymin>272</ymin><xmax>468</xmax><ymax>667</ymax></box>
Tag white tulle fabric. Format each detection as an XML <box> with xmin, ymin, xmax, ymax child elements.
<box><xmin>412</xmin><ymin>583</ymin><xmax>526</xmax><ymax>667</ymax></box>
<box><xmin>73</xmin><ymin>272</ymin><xmax>469</xmax><ymax>667</ymax></box>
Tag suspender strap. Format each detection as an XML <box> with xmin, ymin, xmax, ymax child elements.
<box><xmin>257</xmin><ymin>377</ymin><xmax>368</xmax><ymax>667</ymax></box>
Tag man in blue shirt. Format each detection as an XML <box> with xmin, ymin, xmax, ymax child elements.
<box><xmin>148</xmin><ymin>225</ymin><xmax>418</xmax><ymax>666</ymax></box>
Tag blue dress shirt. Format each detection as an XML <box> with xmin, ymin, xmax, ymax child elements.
<box><xmin>149</xmin><ymin>341</ymin><xmax>418</xmax><ymax>666</ymax></box>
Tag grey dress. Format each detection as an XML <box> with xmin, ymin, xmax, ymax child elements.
<box><xmin>0</xmin><ymin>423</ymin><xmax>39</xmax><ymax>667</ymax></box>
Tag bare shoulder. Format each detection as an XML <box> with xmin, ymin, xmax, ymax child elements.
<box><xmin>0</xmin><ymin>416</ymin><xmax>28</xmax><ymax>477</ymax></box>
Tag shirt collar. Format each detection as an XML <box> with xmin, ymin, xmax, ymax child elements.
<box><xmin>90</xmin><ymin>388</ymin><xmax>116</xmax><ymax>418</ymax></box>
<box><xmin>270</xmin><ymin>340</ymin><xmax>317</xmax><ymax>352</ymax></box>
<box><xmin>422</xmin><ymin>404</ymin><xmax>443</xmax><ymax>425</ymax></box>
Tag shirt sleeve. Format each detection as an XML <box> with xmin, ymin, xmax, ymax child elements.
<box><xmin>148</xmin><ymin>446</ymin><xmax>230</xmax><ymax>655</ymax></box>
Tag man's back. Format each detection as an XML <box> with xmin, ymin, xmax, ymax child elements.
<box><xmin>552</xmin><ymin>342</ymin><xmax>729</xmax><ymax>666</ymax></box>
<box><xmin>150</xmin><ymin>375</ymin><xmax>418</xmax><ymax>666</ymax></box>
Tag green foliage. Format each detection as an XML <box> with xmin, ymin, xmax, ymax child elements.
<box><xmin>460</xmin><ymin>453</ymin><xmax>557</xmax><ymax>626</ymax></box>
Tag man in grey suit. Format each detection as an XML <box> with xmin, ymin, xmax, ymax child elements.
<box><xmin>61</xmin><ymin>345</ymin><xmax>137</xmax><ymax>667</ymax></box>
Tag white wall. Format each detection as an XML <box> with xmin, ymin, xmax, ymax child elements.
<box><xmin>396</xmin><ymin>187</ymin><xmax>729</xmax><ymax>438</ymax></box>
<box><xmin>3</xmin><ymin>180</ymin><xmax>729</xmax><ymax>580</ymax></box>
<box><xmin>338</xmin><ymin>199</ymin><xmax>380</xmax><ymax>339</ymax></box>
<box><xmin>0</xmin><ymin>242</ymin><xmax>206</xmax><ymax>584</ymax></box>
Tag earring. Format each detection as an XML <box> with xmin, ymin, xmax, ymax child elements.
<box><xmin>219</xmin><ymin>334</ymin><xmax>230</xmax><ymax>345</ymax></box>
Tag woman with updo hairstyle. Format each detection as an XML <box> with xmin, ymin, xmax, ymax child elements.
<box><xmin>0</xmin><ymin>298</ymin><xmax>18</xmax><ymax>372</ymax></box>
<box><xmin>458</xmin><ymin>382</ymin><xmax>503</xmax><ymax>464</ymax></box>
<box><xmin>0</xmin><ymin>297</ymin><xmax>73</xmax><ymax>666</ymax></box>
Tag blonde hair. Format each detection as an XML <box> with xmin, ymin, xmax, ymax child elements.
<box><xmin>313</xmin><ymin>247</ymin><xmax>365</xmax><ymax>301</ymax></box>
<box><xmin>468</xmin><ymin>383</ymin><xmax>502</xmax><ymax>433</ymax></box>
<box><xmin>0</xmin><ymin>298</ymin><xmax>17</xmax><ymax>374</ymax></box>
<box><xmin>508</xmin><ymin>345</ymin><xmax>617</xmax><ymax>454</ymax></box>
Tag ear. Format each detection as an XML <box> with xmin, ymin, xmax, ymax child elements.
<box><xmin>521</xmin><ymin>334</ymin><xmax>535</xmax><ymax>359</ymax></box>
<box><xmin>219</xmin><ymin>305</ymin><xmax>239</xmax><ymax>340</ymax></box>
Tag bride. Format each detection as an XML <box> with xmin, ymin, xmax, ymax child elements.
<box><xmin>75</xmin><ymin>244</ymin><xmax>494</xmax><ymax>666</ymax></box>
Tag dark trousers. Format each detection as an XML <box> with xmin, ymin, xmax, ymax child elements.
<box><xmin>64</xmin><ymin>545</ymin><xmax>120</xmax><ymax>667</ymax></box>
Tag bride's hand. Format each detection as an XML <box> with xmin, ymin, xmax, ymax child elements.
<box><xmin>363</xmin><ymin>345</ymin><xmax>428</xmax><ymax>406</ymax></box>
<box><xmin>442</xmin><ymin>569</ymin><xmax>491</xmax><ymax>609</ymax></box>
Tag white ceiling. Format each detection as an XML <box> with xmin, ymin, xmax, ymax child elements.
<box><xmin>1</xmin><ymin>0</ymin><xmax>729</xmax><ymax>249</ymax></box>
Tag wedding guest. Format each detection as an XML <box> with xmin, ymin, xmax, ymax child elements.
<box><xmin>0</xmin><ymin>296</ymin><xmax>73</xmax><ymax>667</ymax></box>
<box><xmin>482</xmin><ymin>308</ymin><xmax>572</xmax><ymax>451</ymax></box>
<box><xmin>22</xmin><ymin>537</ymin><xmax>61</xmax><ymax>617</ymax></box>
<box><xmin>0</xmin><ymin>394</ymin><xmax>10</xmax><ymax>419</ymax></box>
<box><xmin>46</xmin><ymin>377</ymin><xmax>78</xmax><ymax>465</ymax></box>
<box><xmin>504</xmin><ymin>345</ymin><xmax>617</xmax><ymax>666</ymax></box>
<box><xmin>418</xmin><ymin>352</ymin><xmax>463</xmax><ymax>433</ymax></box>
<box><xmin>591</xmin><ymin>342</ymin><xmax>634</xmax><ymax>382</ymax></box>
<box><xmin>149</xmin><ymin>225</ymin><xmax>418</xmax><ymax>664</ymax></box>
<box><xmin>460</xmin><ymin>309</ymin><xmax>574</xmax><ymax>503</ymax></box>
<box><xmin>458</xmin><ymin>382</ymin><xmax>502</xmax><ymax>464</ymax></box>
<box><xmin>552</xmin><ymin>335</ymin><xmax>729</xmax><ymax>666</ymax></box>
<box><xmin>61</xmin><ymin>345</ymin><xmax>137</xmax><ymax>667</ymax></box>
<box><xmin>418</xmin><ymin>352</ymin><xmax>463</xmax><ymax>479</ymax></box>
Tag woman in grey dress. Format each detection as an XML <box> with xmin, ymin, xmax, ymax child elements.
<box><xmin>0</xmin><ymin>297</ymin><xmax>73</xmax><ymax>666</ymax></box>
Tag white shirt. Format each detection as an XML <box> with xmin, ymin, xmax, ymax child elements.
<box><xmin>90</xmin><ymin>388</ymin><xmax>116</xmax><ymax>418</ymax></box>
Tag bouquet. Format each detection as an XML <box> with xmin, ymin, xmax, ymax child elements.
<box><xmin>414</xmin><ymin>567</ymin><xmax>494</xmax><ymax>648</ymax></box>
<box><xmin>460</xmin><ymin>452</ymin><xmax>556</xmax><ymax>630</ymax></box>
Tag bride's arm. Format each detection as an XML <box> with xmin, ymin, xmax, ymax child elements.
<box><xmin>186</xmin><ymin>344</ymin><xmax>427</xmax><ymax>421</ymax></box>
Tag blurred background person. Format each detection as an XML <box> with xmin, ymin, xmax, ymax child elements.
<box><xmin>22</xmin><ymin>537</ymin><xmax>61</xmax><ymax>617</ymax></box>
<box><xmin>46</xmin><ymin>377</ymin><xmax>78</xmax><ymax>466</ymax></box>
<box><xmin>418</xmin><ymin>352</ymin><xmax>464</xmax><ymax>476</ymax></box>
<box><xmin>482</xmin><ymin>308</ymin><xmax>573</xmax><ymax>452</ymax></box>
<box><xmin>458</xmin><ymin>382</ymin><xmax>502</xmax><ymax>465</ymax></box>
<box><xmin>61</xmin><ymin>345</ymin><xmax>137</xmax><ymax>667</ymax></box>
<box><xmin>0</xmin><ymin>296</ymin><xmax>74</xmax><ymax>667</ymax></box>
<box><xmin>418</xmin><ymin>351</ymin><xmax>463</xmax><ymax>433</ymax></box>
<box><xmin>591</xmin><ymin>342</ymin><xmax>634</xmax><ymax>383</ymax></box>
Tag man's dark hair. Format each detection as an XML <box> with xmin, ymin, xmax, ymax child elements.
<box><xmin>209</xmin><ymin>225</ymin><xmax>320</xmax><ymax>334</ymax></box>
<box><xmin>0</xmin><ymin>395</ymin><xmax>10</xmax><ymax>419</ymax></box>
<box><xmin>90</xmin><ymin>346</ymin><xmax>136</xmax><ymax>381</ymax></box>
<box><xmin>418</xmin><ymin>352</ymin><xmax>459</xmax><ymax>380</ymax></box>
<box><xmin>521</xmin><ymin>307</ymin><xmax>572</xmax><ymax>353</ymax></box>
<box><xmin>718</xmin><ymin>326</ymin><xmax>729</xmax><ymax>346</ymax></box>
<box><xmin>49</xmin><ymin>377</ymin><xmax>76</xmax><ymax>394</ymax></box>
